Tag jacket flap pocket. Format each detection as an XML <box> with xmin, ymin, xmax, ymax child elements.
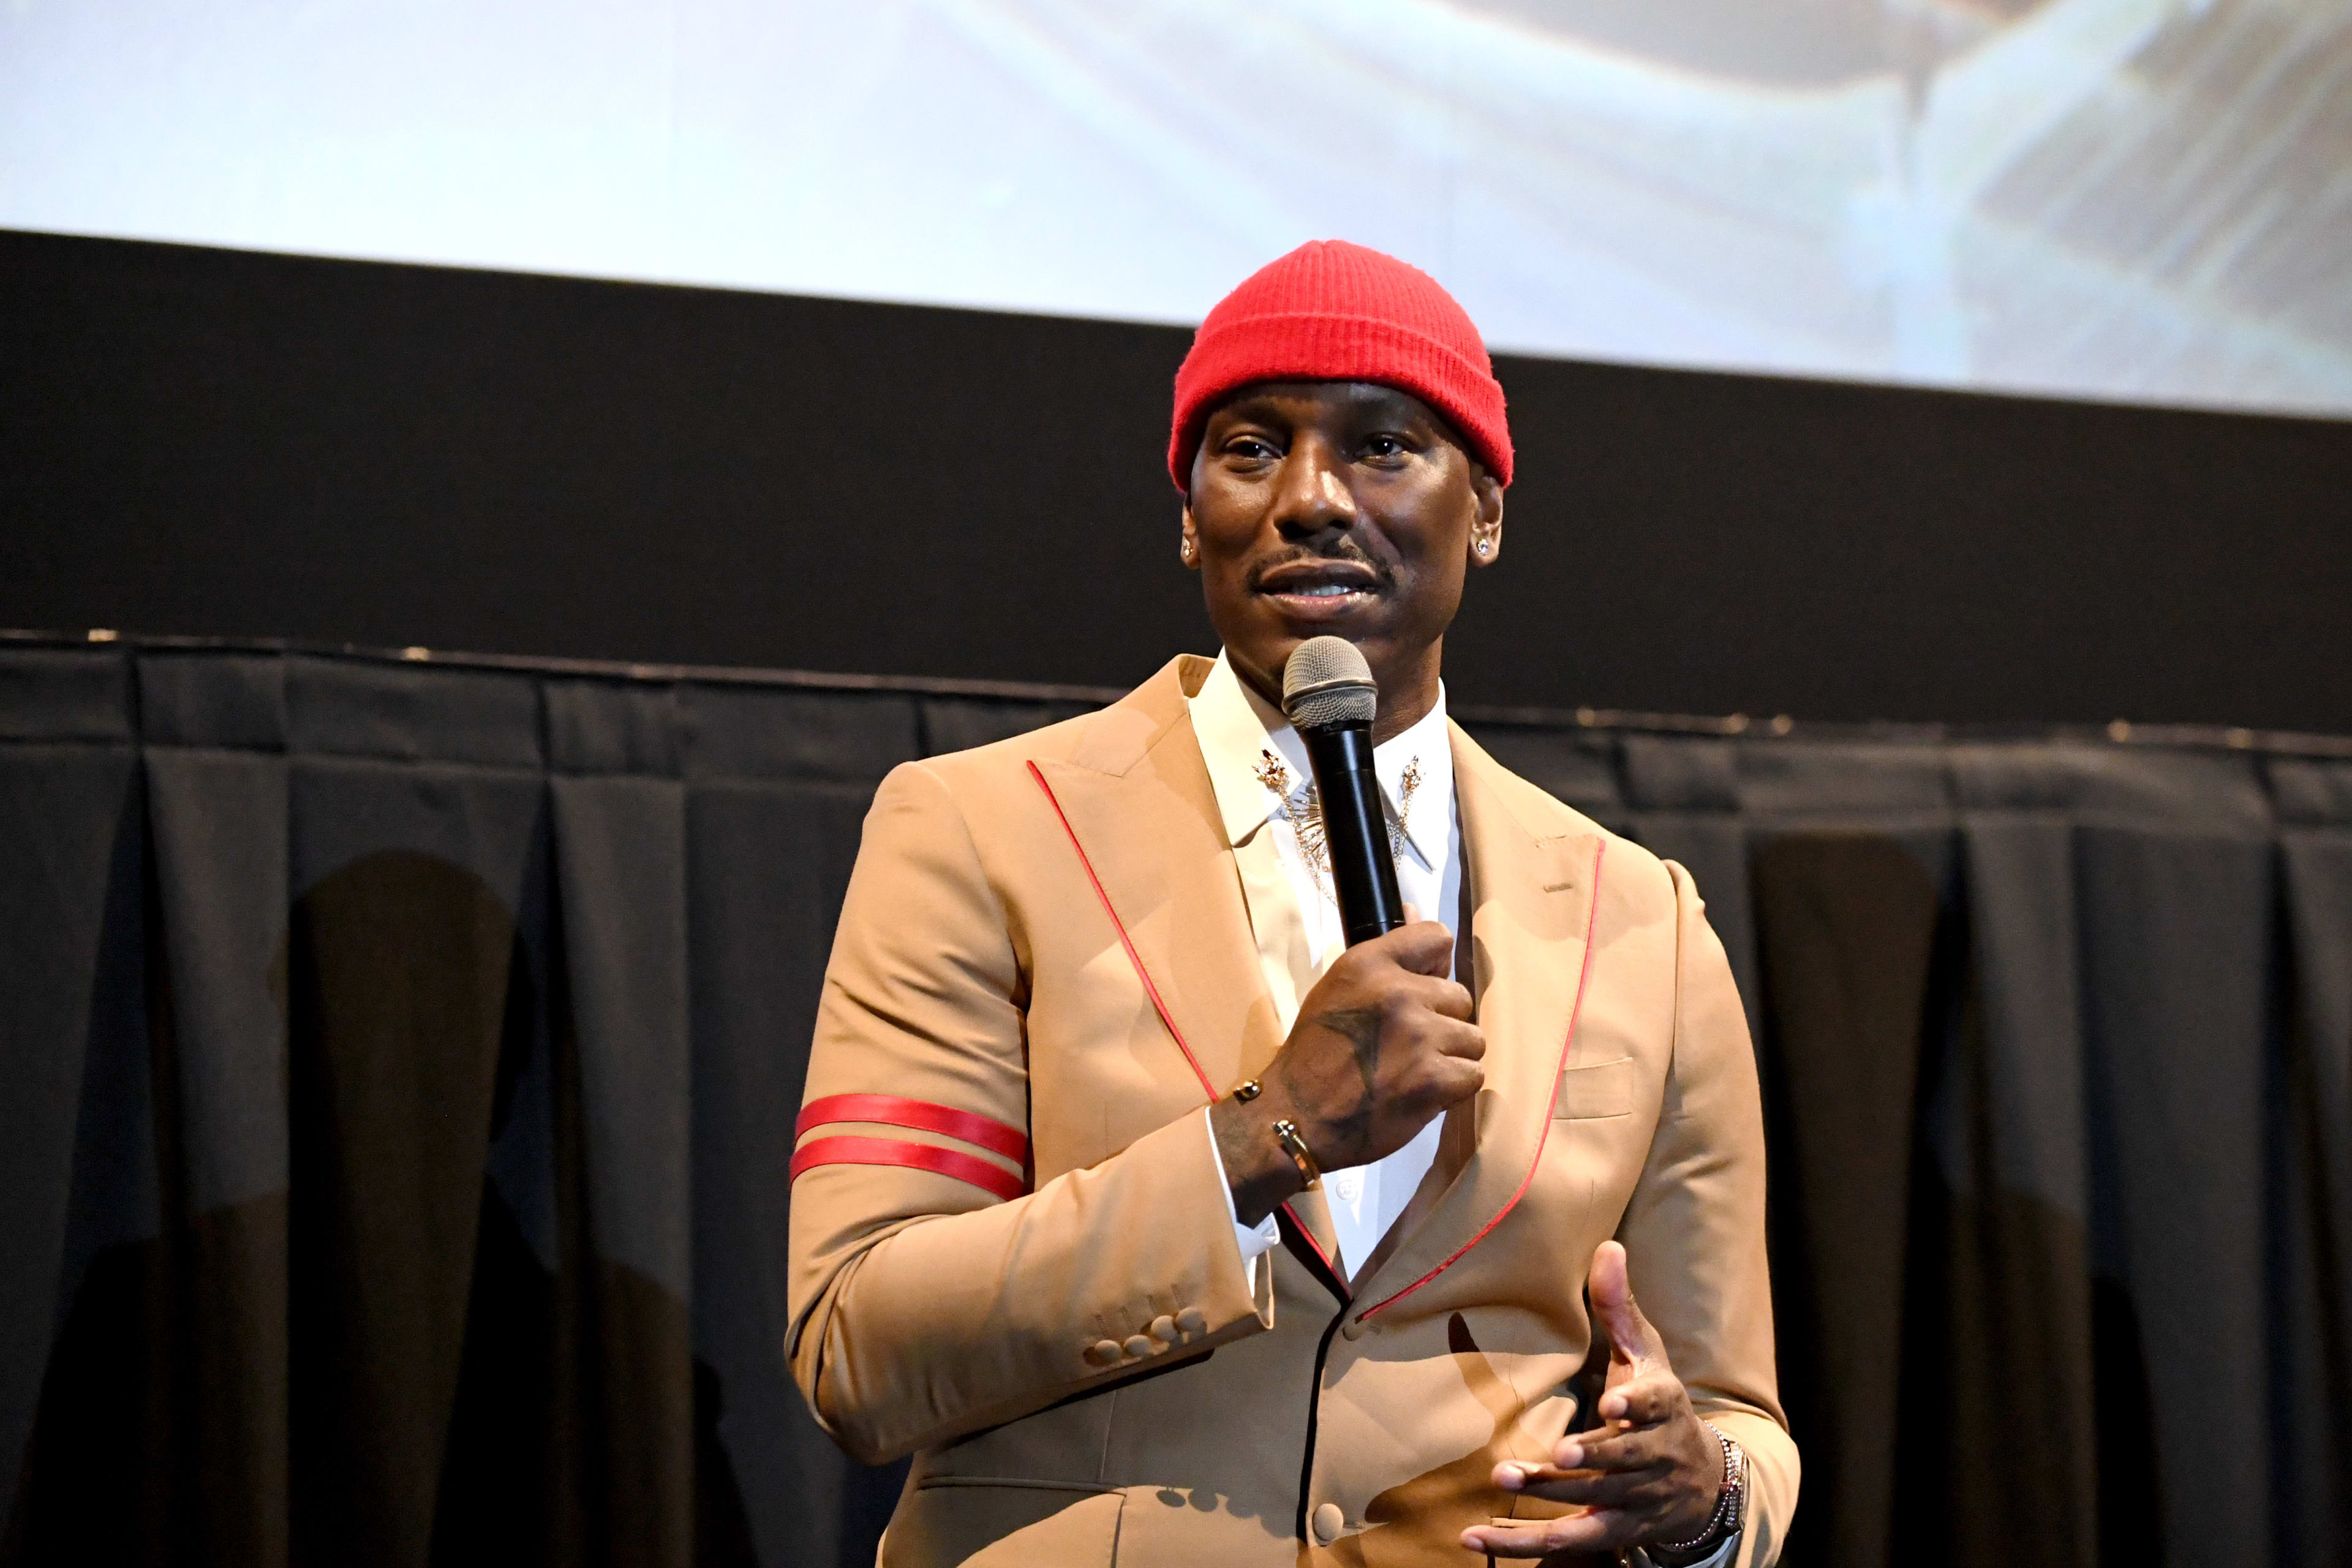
<box><xmin>1553</xmin><ymin>1057</ymin><xmax>1634</xmax><ymax>1120</ymax></box>
<box><xmin>890</xmin><ymin>1480</ymin><xmax>1123</xmax><ymax>1567</ymax></box>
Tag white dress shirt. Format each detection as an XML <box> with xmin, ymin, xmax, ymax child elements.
<box><xmin>1186</xmin><ymin>649</ymin><xmax>1458</xmax><ymax>1285</ymax></box>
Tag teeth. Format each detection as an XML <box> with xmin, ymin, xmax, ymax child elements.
<box><xmin>1292</xmin><ymin>584</ymin><xmax>1359</xmax><ymax>597</ymax></box>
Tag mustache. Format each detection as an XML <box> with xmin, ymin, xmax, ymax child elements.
<box><xmin>1246</xmin><ymin>545</ymin><xmax>1395</xmax><ymax>592</ymax></box>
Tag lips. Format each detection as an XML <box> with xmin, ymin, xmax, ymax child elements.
<box><xmin>1254</xmin><ymin>560</ymin><xmax>1382</xmax><ymax>619</ymax></box>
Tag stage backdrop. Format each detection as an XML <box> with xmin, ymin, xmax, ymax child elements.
<box><xmin>2</xmin><ymin>635</ymin><xmax>2347</xmax><ymax>1568</ymax></box>
<box><xmin>7</xmin><ymin>228</ymin><xmax>2352</xmax><ymax>739</ymax></box>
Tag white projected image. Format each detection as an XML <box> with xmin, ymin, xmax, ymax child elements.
<box><xmin>4</xmin><ymin>0</ymin><xmax>2347</xmax><ymax>417</ymax></box>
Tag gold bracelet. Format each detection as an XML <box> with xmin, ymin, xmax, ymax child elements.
<box><xmin>1270</xmin><ymin>1119</ymin><xmax>1322</xmax><ymax>1190</ymax></box>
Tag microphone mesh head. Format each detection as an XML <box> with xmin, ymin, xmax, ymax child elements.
<box><xmin>1281</xmin><ymin>636</ymin><xmax>1378</xmax><ymax>731</ymax></box>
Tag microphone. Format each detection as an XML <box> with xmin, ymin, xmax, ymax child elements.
<box><xmin>1282</xmin><ymin>636</ymin><xmax>1405</xmax><ymax>947</ymax></box>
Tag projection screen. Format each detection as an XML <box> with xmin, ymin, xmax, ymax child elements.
<box><xmin>4</xmin><ymin>0</ymin><xmax>2348</xmax><ymax>417</ymax></box>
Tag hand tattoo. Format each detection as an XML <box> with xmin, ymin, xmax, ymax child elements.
<box><xmin>1316</xmin><ymin>1006</ymin><xmax>1385</xmax><ymax>1093</ymax></box>
<box><xmin>1277</xmin><ymin>1005</ymin><xmax>1385</xmax><ymax>1163</ymax></box>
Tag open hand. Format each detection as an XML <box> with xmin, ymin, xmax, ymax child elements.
<box><xmin>1459</xmin><ymin>1242</ymin><xmax>1724</xmax><ymax>1561</ymax></box>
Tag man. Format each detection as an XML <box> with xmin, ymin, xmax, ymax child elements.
<box><xmin>788</xmin><ymin>240</ymin><xmax>1797</xmax><ymax>1566</ymax></box>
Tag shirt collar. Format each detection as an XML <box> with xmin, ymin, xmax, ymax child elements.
<box><xmin>1186</xmin><ymin>648</ymin><xmax>1454</xmax><ymax>867</ymax></box>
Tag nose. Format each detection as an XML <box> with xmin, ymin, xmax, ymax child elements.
<box><xmin>1266</xmin><ymin>435</ymin><xmax>1358</xmax><ymax>540</ymax></box>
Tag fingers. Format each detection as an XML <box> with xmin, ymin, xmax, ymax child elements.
<box><xmin>1507</xmin><ymin>1398</ymin><xmax>1679</xmax><ymax>1490</ymax></box>
<box><xmin>1586</xmin><ymin>1241</ymin><xmax>1666</xmax><ymax>1371</ymax></box>
<box><xmin>1592</xmin><ymin>1371</ymin><xmax>1684</xmax><ymax>1430</ymax></box>
<box><xmin>1327</xmin><ymin>922</ymin><xmax>1464</xmax><ymax>1008</ymax></box>
<box><xmin>1493</xmin><ymin>1459</ymin><xmax>1673</xmax><ymax>1513</ymax></box>
<box><xmin>1372</xmin><ymin>918</ymin><xmax>1456</xmax><ymax>979</ymax></box>
<box><xmin>1434</xmin><ymin>1017</ymin><xmax>1485</xmax><ymax>1060</ymax></box>
<box><xmin>1552</xmin><ymin>1417</ymin><xmax>1672</xmax><ymax>1477</ymax></box>
<box><xmin>1415</xmin><ymin>973</ymin><xmax>1477</xmax><ymax>1026</ymax></box>
<box><xmin>1460</xmin><ymin>1509</ymin><xmax>1626</xmax><ymax>1559</ymax></box>
<box><xmin>1369</xmin><ymin>973</ymin><xmax>1477</xmax><ymax>1054</ymax></box>
<box><xmin>1391</xmin><ymin>1012</ymin><xmax>1484</xmax><ymax>1112</ymax></box>
<box><xmin>1430</xmin><ymin>1044</ymin><xmax>1486</xmax><ymax>1109</ymax></box>
<box><xmin>1404</xmin><ymin>989</ymin><xmax>1482</xmax><ymax>1107</ymax></box>
<box><xmin>1474</xmin><ymin>1401</ymin><xmax>1713</xmax><ymax>1554</ymax></box>
<box><xmin>1401</xmin><ymin>925</ymin><xmax>1457</xmax><ymax>981</ymax></box>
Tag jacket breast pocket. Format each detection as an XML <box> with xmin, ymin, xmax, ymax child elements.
<box><xmin>1553</xmin><ymin>1057</ymin><xmax>1635</xmax><ymax>1120</ymax></box>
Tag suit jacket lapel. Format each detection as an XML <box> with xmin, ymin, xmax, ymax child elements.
<box><xmin>1035</xmin><ymin>665</ymin><xmax>1350</xmax><ymax>1273</ymax></box>
<box><xmin>1029</xmin><ymin>673</ymin><xmax>1288</xmax><ymax>1117</ymax></box>
<box><xmin>1351</xmin><ymin>725</ymin><xmax>1602</xmax><ymax>1316</ymax></box>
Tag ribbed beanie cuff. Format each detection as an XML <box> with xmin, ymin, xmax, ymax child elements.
<box><xmin>1169</xmin><ymin>240</ymin><xmax>1512</xmax><ymax>491</ymax></box>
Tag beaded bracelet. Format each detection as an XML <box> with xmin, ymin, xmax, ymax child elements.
<box><xmin>1652</xmin><ymin>1424</ymin><xmax>1744</xmax><ymax>1557</ymax></box>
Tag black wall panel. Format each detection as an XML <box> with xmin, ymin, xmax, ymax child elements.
<box><xmin>4</xmin><ymin>228</ymin><xmax>2347</xmax><ymax>732</ymax></box>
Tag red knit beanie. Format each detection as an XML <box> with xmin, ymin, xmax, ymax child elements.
<box><xmin>1167</xmin><ymin>239</ymin><xmax>1512</xmax><ymax>492</ymax></box>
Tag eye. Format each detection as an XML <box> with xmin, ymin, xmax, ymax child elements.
<box><xmin>1223</xmin><ymin>434</ymin><xmax>1280</xmax><ymax>462</ymax></box>
<box><xmin>1360</xmin><ymin>432</ymin><xmax>1410</xmax><ymax>461</ymax></box>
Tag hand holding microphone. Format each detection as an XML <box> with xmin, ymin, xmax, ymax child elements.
<box><xmin>1210</xmin><ymin>638</ymin><xmax>1485</xmax><ymax>1227</ymax></box>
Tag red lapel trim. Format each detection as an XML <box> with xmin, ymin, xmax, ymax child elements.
<box><xmin>1355</xmin><ymin>836</ymin><xmax>1608</xmax><ymax>1322</ymax></box>
<box><xmin>1029</xmin><ymin>759</ymin><xmax>1343</xmax><ymax>1294</ymax></box>
<box><xmin>1028</xmin><ymin>760</ymin><xmax>1217</xmax><ymax>1099</ymax></box>
<box><xmin>1278</xmin><ymin>1205</ymin><xmax>1350</xmax><ymax>1301</ymax></box>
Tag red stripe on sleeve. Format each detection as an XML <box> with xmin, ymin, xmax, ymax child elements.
<box><xmin>796</xmin><ymin>1093</ymin><xmax>1030</xmax><ymax>1164</ymax></box>
<box><xmin>789</xmin><ymin>1134</ymin><xmax>1028</xmax><ymax>1204</ymax></box>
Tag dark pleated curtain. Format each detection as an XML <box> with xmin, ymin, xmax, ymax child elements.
<box><xmin>2</xmin><ymin>642</ymin><xmax>2346</xmax><ymax>1568</ymax></box>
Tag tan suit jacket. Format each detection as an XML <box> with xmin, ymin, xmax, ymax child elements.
<box><xmin>788</xmin><ymin>655</ymin><xmax>1797</xmax><ymax>1566</ymax></box>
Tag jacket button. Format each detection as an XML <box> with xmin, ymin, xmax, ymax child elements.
<box><xmin>1175</xmin><ymin>1308</ymin><xmax>1208</xmax><ymax>1339</ymax></box>
<box><xmin>1148</xmin><ymin>1314</ymin><xmax>1180</xmax><ymax>1344</ymax></box>
<box><xmin>1085</xmin><ymin>1339</ymin><xmax>1123</xmax><ymax>1367</ymax></box>
<box><xmin>1123</xmin><ymin>1334</ymin><xmax>1156</xmax><ymax>1359</ymax></box>
<box><xmin>1340</xmin><ymin>1316</ymin><xmax>1366</xmax><ymax>1341</ymax></box>
<box><xmin>1311</xmin><ymin>1503</ymin><xmax>1345</xmax><ymax>1544</ymax></box>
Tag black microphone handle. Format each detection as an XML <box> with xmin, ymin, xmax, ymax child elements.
<box><xmin>1300</xmin><ymin>722</ymin><xmax>1406</xmax><ymax>946</ymax></box>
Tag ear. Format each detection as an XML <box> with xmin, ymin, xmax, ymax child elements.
<box><xmin>1466</xmin><ymin>468</ymin><xmax>1505</xmax><ymax>568</ymax></box>
<box><xmin>1180</xmin><ymin>506</ymin><xmax>1202</xmax><ymax>571</ymax></box>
